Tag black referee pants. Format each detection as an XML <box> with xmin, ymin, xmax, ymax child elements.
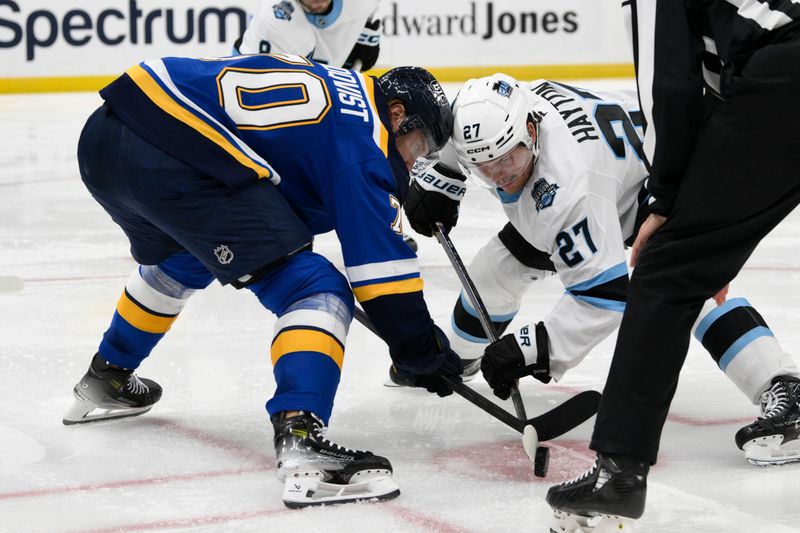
<box><xmin>591</xmin><ymin>39</ymin><xmax>800</xmax><ymax>464</ymax></box>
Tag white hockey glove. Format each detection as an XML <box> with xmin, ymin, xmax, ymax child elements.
<box><xmin>481</xmin><ymin>323</ymin><xmax>551</xmax><ymax>400</ymax></box>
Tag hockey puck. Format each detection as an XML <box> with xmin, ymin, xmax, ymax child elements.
<box><xmin>534</xmin><ymin>445</ymin><xmax>549</xmax><ymax>477</ymax></box>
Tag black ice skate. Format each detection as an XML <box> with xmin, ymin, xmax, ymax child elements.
<box><xmin>384</xmin><ymin>358</ymin><xmax>478</xmax><ymax>387</ymax></box>
<box><xmin>460</xmin><ymin>357</ymin><xmax>481</xmax><ymax>381</ymax></box>
<box><xmin>546</xmin><ymin>453</ymin><xmax>648</xmax><ymax>532</ymax></box>
<box><xmin>272</xmin><ymin>411</ymin><xmax>400</xmax><ymax>508</ymax></box>
<box><xmin>735</xmin><ymin>375</ymin><xmax>800</xmax><ymax>466</ymax></box>
<box><xmin>62</xmin><ymin>353</ymin><xmax>162</xmax><ymax>425</ymax></box>
<box><xmin>402</xmin><ymin>233</ymin><xmax>418</xmax><ymax>252</ymax></box>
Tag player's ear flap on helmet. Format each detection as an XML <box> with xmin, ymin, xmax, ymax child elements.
<box><xmin>378</xmin><ymin>67</ymin><xmax>454</xmax><ymax>158</ymax></box>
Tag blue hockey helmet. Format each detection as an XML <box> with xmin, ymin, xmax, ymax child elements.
<box><xmin>377</xmin><ymin>67</ymin><xmax>453</xmax><ymax>157</ymax></box>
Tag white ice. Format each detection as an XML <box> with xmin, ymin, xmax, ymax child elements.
<box><xmin>1</xmin><ymin>82</ymin><xmax>799</xmax><ymax>533</ymax></box>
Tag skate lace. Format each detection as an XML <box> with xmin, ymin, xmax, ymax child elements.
<box><xmin>126</xmin><ymin>374</ymin><xmax>150</xmax><ymax>395</ymax></box>
<box><xmin>564</xmin><ymin>458</ymin><xmax>598</xmax><ymax>486</ymax></box>
<box><xmin>313</xmin><ymin>426</ymin><xmax>358</xmax><ymax>454</ymax></box>
<box><xmin>759</xmin><ymin>382</ymin><xmax>790</xmax><ymax>419</ymax></box>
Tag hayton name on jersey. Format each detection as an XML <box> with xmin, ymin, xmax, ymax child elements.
<box><xmin>531</xmin><ymin>81</ymin><xmax>599</xmax><ymax>143</ymax></box>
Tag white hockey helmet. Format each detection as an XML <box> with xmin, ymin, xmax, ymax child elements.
<box><xmin>452</xmin><ymin>74</ymin><xmax>539</xmax><ymax>190</ymax></box>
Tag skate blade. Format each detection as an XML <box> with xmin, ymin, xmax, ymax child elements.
<box><xmin>282</xmin><ymin>473</ymin><xmax>400</xmax><ymax>509</ymax></box>
<box><xmin>743</xmin><ymin>435</ymin><xmax>800</xmax><ymax>466</ymax></box>
<box><xmin>551</xmin><ymin>510</ymin><xmax>636</xmax><ymax>533</ymax></box>
<box><xmin>62</xmin><ymin>398</ymin><xmax>152</xmax><ymax>425</ymax></box>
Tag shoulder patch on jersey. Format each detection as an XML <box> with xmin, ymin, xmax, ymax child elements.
<box><xmin>272</xmin><ymin>1</ymin><xmax>294</xmax><ymax>20</ymax></box>
<box><xmin>532</xmin><ymin>177</ymin><xmax>559</xmax><ymax>211</ymax></box>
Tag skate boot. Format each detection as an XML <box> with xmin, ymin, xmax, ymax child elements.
<box><xmin>546</xmin><ymin>453</ymin><xmax>648</xmax><ymax>532</ymax></box>
<box><xmin>385</xmin><ymin>359</ymin><xmax>477</xmax><ymax>387</ymax></box>
<box><xmin>383</xmin><ymin>364</ymin><xmax>416</xmax><ymax>387</ymax></box>
<box><xmin>62</xmin><ymin>353</ymin><xmax>162</xmax><ymax>425</ymax></box>
<box><xmin>402</xmin><ymin>233</ymin><xmax>418</xmax><ymax>252</ymax></box>
<box><xmin>461</xmin><ymin>358</ymin><xmax>481</xmax><ymax>381</ymax></box>
<box><xmin>735</xmin><ymin>375</ymin><xmax>800</xmax><ymax>466</ymax></box>
<box><xmin>272</xmin><ymin>411</ymin><xmax>400</xmax><ymax>508</ymax></box>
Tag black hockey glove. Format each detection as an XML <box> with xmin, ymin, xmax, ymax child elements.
<box><xmin>404</xmin><ymin>162</ymin><xmax>467</xmax><ymax>237</ymax></box>
<box><xmin>343</xmin><ymin>18</ymin><xmax>381</xmax><ymax>71</ymax></box>
<box><xmin>481</xmin><ymin>324</ymin><xmax>551</xmax><ymax>400</ymax></box>
<box><xmin>393</xmin><ymin>325</ymin><xmax>463</xmax><ymax>397</ymax></box>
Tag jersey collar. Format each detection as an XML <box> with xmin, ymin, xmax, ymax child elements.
<box><xmin>304</xmin><ymin>0</ymin><xmax>343</xmax><ymax>28</ymax></box>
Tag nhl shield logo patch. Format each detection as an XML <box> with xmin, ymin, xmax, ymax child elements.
<box><xmin>214</xmin><ymin>245</ymin><xmax>234</xmax><ymax>264</ymax></box>
<box><xmin>532</xmin><ymin>178</ymin><xmax>559</xmax><ymax>211</ymax></box>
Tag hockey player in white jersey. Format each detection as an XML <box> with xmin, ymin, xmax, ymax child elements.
<box><xmin>403</xmin><ymin>73</ymin><xmax>800</xmax><ymax>493</ymax></box>
<box><xmin>235</xmin><ymin>0</ymin><xmax>382</xmax><ymax>72</ymax></box>
<box><xmin>234</xmin><ymin>1</ymin><xmax>422</xmax><ymax>252</ymax></box>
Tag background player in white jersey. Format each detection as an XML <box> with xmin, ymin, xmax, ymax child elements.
<box><xmin>234</xmin><ymin>0</ymin><xmax>421</xmax><ymax>251</ymax></box>
<box><xmin>235</xmin><ymin>0</ymin><xmax>381</xmax><ymax>72</ymax></box>
<box><xmin>62</xmin><ymin>54</ymin><xmax>460</xmax><ymax>508</ymax></box>
<box><xmin>404</xmin><ymin>73</ymin><xmax>800</xmax><ymax>469</ymax></box>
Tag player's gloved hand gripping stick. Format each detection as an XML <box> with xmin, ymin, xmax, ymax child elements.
<box><xmin>431</xmin><ymin>222</ymin><xmax>603</xmax><ymax>477</ymax></box>
<box><xmin>352</xmin><ymin>222</ymin><xmax>601</xmax><ymax>477</ymax></box>
<box><xmin>432</xmin><ymin>222</ymin><xmax>549</xmax><ymax>474</ymax></box>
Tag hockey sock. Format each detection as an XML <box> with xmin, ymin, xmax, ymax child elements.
<box><xmin>97</xmin><ymin>262</ymin><xmax>208</xmax><ymax>369</ymax></box>
<box><xmin>694</xmin><ymin>297</ymin><xmax>800</xmax><ymax>404</ymax></box>
<box><xmin>266</xmin><ymin>293</ymin><xmax>351</xmax><ymax>424</ymax></box>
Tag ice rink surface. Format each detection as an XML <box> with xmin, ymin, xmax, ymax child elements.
<box><xmin>1</xmin><ymin>81</ymin><xmax>799</xmax><ymax>533</ymax></box>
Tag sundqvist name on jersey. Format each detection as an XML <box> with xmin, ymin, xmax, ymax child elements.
<box><xmin>0</xmin><ymin>0</ymin><xmax>247</xmax><ymax>61</ymax></box>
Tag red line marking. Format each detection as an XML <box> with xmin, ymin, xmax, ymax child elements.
<box><xmin>385</xmin><ymin>503</ymin><xmax>473</xmax><ymax>533</ymax></box>
<box><xmin>18</xmin><ymin>262</ymin><xmax>800</xmax><ymax>286</ymax></box>
<box><xmin>666</xmin><ymin>413</ymin><xmax>752</xmax><ymax>427</ymax></box>
<box><xmin>0</xmin><ymin>418</ymin><xmax>273</xmax><ymax>501</ymax></box>
<box><xmin>142</xmin><ymin>418</ymin><xmax>273</xmax><ymax>464</ymax></box>
<box><xmin>527</xmin><ymin>385</ymin><xmax>753</xmax><ymax>427</ymax></box>
<box><xmin>0</xmin><ymin>466</ymin><xmax>271</xmax><ymax>501</ymax></box>
<box><xmin>69</xmin><ymin>507</ymin><xmax>292</xmax><ymax>533</ymax></box>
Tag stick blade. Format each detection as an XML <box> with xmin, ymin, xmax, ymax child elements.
<box><xmin>529</xmin><ymin>390</ymin><xmax>601</xmax><ymax>442</ymax></box>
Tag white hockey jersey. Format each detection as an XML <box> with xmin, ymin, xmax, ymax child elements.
<box><xmin>237</xmin><ymin>0</ymin><xmax>379</xmax><ymax>68</ymax></box>
<box><xmin>443</xmin><ymin>79</ymin><xmax>649</xmax><ymax>379</ymax></box>
<box><xmin>502</xmin><ymin>80</ymin><xmax>646</xmax><ymax>377</ymax></box>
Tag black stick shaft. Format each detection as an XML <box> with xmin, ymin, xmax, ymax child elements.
<box><xmin>432</xmin><ymin>223</ymin><xmax>528</xmax><ymax>421</ymax></box>
<box><xmin>353</xmin><ymin>306</ymin><xmax>524</xmax><ymax>434</ymax></box>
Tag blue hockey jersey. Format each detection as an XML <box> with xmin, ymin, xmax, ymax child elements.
<box><xmin>100</xmin><ymin>54</ymin><xmax>438</xmax><ymax>364</ymax></box>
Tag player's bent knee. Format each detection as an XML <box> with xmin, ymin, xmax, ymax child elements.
<box><xmin>247</xmin><ymin>250</ymin><xmax>354</xmax><ymax>317</ymax></box>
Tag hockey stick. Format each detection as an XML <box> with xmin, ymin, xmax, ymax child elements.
<box><xmin>431</xmin><ymin>222</ymin><xmax>529</xmax><ymax>421</ymax></box>
<box><xmin>429</xmin><ymin>223</ymin><xmax>601</xmax><ymax>475</ymax></box>
<box><xmin>353</xmin><ymin>306</ymin><xmax>600</xmax><ymax>448</ymax></box>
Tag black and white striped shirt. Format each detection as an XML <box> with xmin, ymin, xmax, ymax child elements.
<box><xmin>623</xmin><ymin>0</ymin><xmax>800</xmax><ymax>215</ymax></box>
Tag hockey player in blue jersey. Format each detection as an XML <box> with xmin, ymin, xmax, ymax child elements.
<box><xmin>62</xmin><ymin>53</ymin><xmax>460</xmax><ymax>507</ymax></box>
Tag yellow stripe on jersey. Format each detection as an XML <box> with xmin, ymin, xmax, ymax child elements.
<box><xmin>116</xmin><ymin>291</ymin><xmax>178</xmax><ymax>334</ymax></box>
<box><xmin>363</xmin><ymin>76</ymin><xmax>389</xmax><ymax>156</ymax></box>
<box><xmin>352</xmin><ymin>278</ymin><xmax>424</xmax><ymax>302</ymax></box>
<box><xmin>271</xmin><ymin>329</ymin><xmax>345</xmax><ymax>369</ymax></box>
<box><xmin>126</xmin><ymin>65</ymin><xmax>273</xmax><ymax>181</ymax></box>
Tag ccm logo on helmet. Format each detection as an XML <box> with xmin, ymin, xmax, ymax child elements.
<box><xmin>467</xmin><ymin>146</ymin><xmax>490</xmax><ymax>154</ymax></box>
